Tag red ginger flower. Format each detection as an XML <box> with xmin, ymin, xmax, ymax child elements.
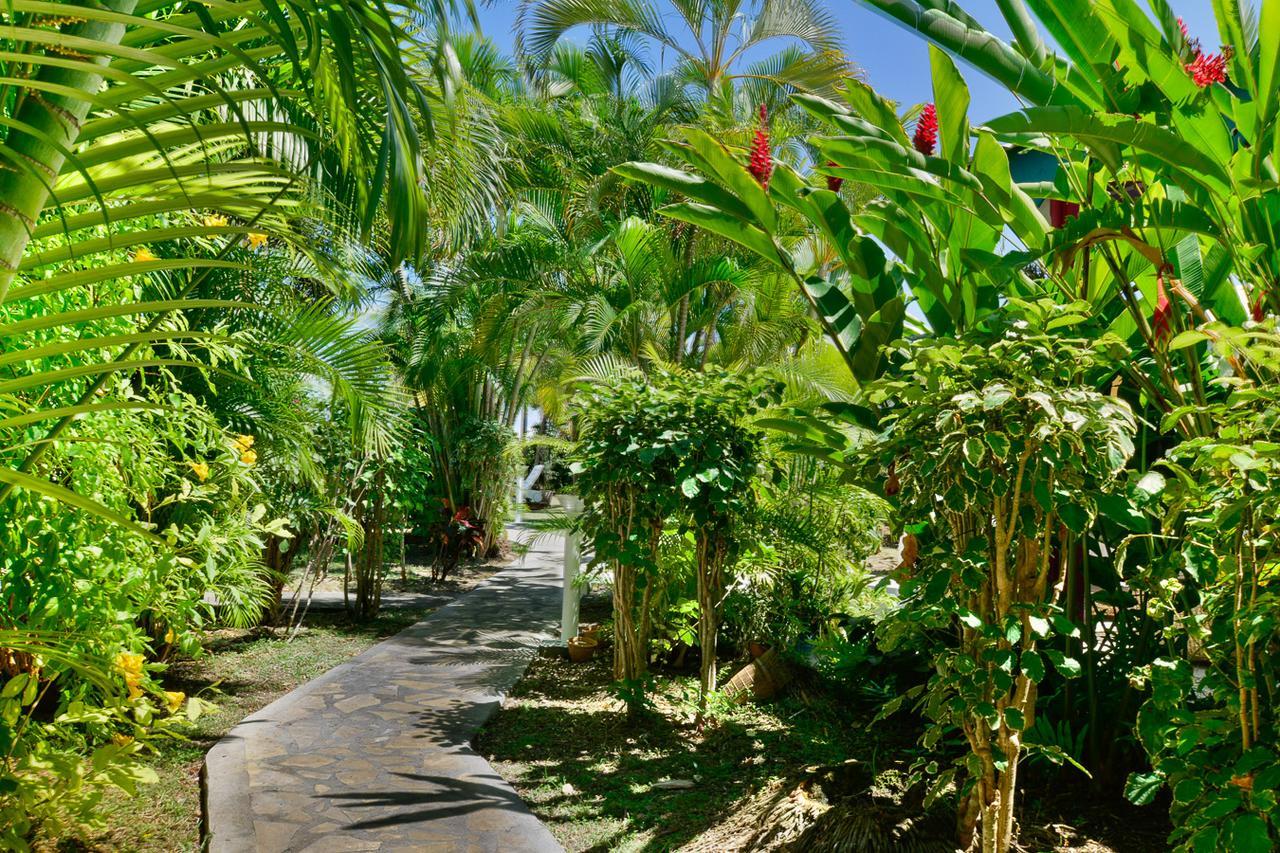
<box><xmin>1252</xmin><ymin>294</ymin><xmax>1266</xmax><ymax>322</ymax></box>
<box><xmin>1186</xmin><ymin>50</ymin><xmax>1229</xmax><ymax>88</ymax></box>
<box><xmin>825</xmin><ymin>161</ymin><xmax>843</xmax><ymax>193</ymax></box>
<box><xmin>748</xmin><ymin>103</ymin><xmax>773</xmax><ymax>190</ymax></box>
<box><xmin>1152</xmin><ymin>267</ymin><xmax>1173</xmax><ymax>347</ymax></box>
<box><xmin>913</xmin><ymin>103</ymin><xmax>937</xmax><ymax>155</ymax></box>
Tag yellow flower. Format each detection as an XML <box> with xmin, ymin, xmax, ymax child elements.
<box><xmin>240</xmin><ymin>449</ymin><xmax>258</xmax><ymax>466</ymax></box>
<box><xmin>187</xmin><ymin>461</ymin><xmax>209</xmax><ymax>482</ymax></box>
<box><xmin>112</xmin><ymin>733</ymin><xmax>135</xmax><ymax>747</ymax></box>
<box><xmin>233</xmin><ymin>434</ymin><xmax>254</xmax><ymax>452</ymax></box>
<box><xmin>115</xmin><ymin>652</ymin><xmax>143</xmax><ymax>676</ymax></box>
<box><xmin>164</xmin><ymin>627</ymin><xmax>176</xmax><ymax>644</ymax></box>
<box><xmin>164</xmin><ymin>691</ymin><xmax>185</xmax><ymax>713</ymax></box>
<box><xmin>132</xmin><ymin>247</ymin><xmax>157</xmax><ymax>263</ymax></box>
<box><xmin>247</xmin><ymin>232</ymin><xmax>268</xmax><ymax>250</ymax></box>
<box><xmin>203</xmin><ymin>213</ymin><xmax>229</xmax><ymax>228</ymax></box>
<box><xmin>115</xmin><ymin>652</ymin><xmax>144</xmax><ymax>699</ymax></box>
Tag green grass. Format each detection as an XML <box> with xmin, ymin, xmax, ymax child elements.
<box><xmin>476</xmin><ymin>603</ymin><xmax>1170</xmax><ymax>853</ymax></box>
<box><xmin>475</xmin><ymin>646</ymin><xmax>896</xmax><ymax>852</ymax></box>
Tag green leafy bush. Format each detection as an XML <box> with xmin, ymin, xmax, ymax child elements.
<box><xmin>866</xmin><ymin>313</ymin><xmax>1136</xmax><ymax>851</ymax></box>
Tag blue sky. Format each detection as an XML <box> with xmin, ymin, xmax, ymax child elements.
<box><xmin>474</xmin><ymin>0</ymin><xmax>1223</xmax><ymax>120</ymax></box>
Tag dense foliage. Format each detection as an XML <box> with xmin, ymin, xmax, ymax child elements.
<box><xmin>9</xmin><ymin>0</ymin><xmax>1280</xmax><ymax>851</ymax></box>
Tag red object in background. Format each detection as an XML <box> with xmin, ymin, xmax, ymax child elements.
<box><xmin>1152</xmin><ymin>268</ymin><xmax>1173</xmax><ymax>347</ymax></box>
<box><xmin>1186</xmin><ymin>51</ymin><xmax>1229</xmax><ymax>88</ymax></box>
<box><xmin>825</xmin><ymin>161</ymin><xmax>843</xmax><ymax>193</ymax></box>
<box><xmin>1049</xmin><ymin>200</ymin><xmax>1080</xmax><ymax>228</ymax></box>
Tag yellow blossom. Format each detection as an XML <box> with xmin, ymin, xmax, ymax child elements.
<box><xmin>240</xmin><ymin>449</ymin><xmax>258</xmax><ymax>466</ymax></box>
<box><xmin>233</xmin><ymin>434</ymin><xmax>254</xmax><ymax>452</ymax></box>
<box><xmin>164</xmin><ymin>628</ymin><xmax>176</xmax><ymax>645</ymax></box>
<box><xmin>187</xmin><ymin>461</ymin><xmax>209</xmax><ymax>482</ymax></box>
<box><xmin>164</xmin><ymin>691</ymin><xmax>185</xmax><ymax>713</ymax></box>
<box><xmin>111</xmin><ymin>733</ymin><xmax>135</xmax><ymax>747</ymax></box>
<box><xmin>132</xmin><ymin>247</ymin><xmax>157</xmax><ymax>263</ymax></box>
<box><xmin>203</xmin><ymin>213</ymin><xmax>229</xmax><ymax>228</ymax></box>
<box><xmin>247</xmin><ymin>232</ymin><xmax>268</xmax><ymax>250</ymax></box>
<box><xmin>115</xmin><ymin>652</ymin><xmax>144</xmax><ymax>699</ymax></box>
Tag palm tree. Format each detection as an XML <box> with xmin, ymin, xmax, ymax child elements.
<box><xmin>0</xmin><ymin>1</ymin><xmax>439</xmax><ymax>526</ymax></box>
<box><xmin>516</xmin><ymin>0</ymin><xmax>851</xmax><ymax>118</ymax></box>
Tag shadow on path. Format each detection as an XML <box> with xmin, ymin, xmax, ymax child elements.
<box><xmin>203</xmin><ymin>528</ymin><xmax>566</xmax><ymax>853</ymax></box>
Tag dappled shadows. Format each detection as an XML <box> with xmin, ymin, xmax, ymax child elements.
<box><xmin>323</xmin><ymin>771</ymin><xmax>532</xmax><ymax>830</ymax></box>
<box><xmin>474</xmin><ymin>652</ymin><xmax>867</xmax><ymax>853</ymax></box>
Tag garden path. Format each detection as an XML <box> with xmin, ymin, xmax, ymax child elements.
<box><xmin>203</xmin><ymin>521</ymin><xmax>565</xmax><ymax>853</ymax></box>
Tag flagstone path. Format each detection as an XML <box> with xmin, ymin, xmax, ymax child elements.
<box><xmin>203</xmin><ymin>524</ymin><xmax>565</xmax><ymax>853</ymax></box>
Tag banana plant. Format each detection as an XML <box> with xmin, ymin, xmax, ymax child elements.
<box><xmin>614</xmin><ymin>45</ymin><xmax>1060</xmax><ymax>385</ymax></box>
<box><xmin>0</xmin><ymin>1</ymin><xmax>437</xmax><ymax>528</ymax></box>
<box><xmin>859</xmin><ymin>0</ymin><xmax>1280</xmax><ymax>437</ymax></box>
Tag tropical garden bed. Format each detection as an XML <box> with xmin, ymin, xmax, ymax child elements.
<box><xmin>6</xmin><ymin>0</ymin><xmax>1280</xmax><ymax>851</ymax></box>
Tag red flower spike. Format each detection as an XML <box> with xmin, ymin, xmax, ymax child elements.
<box><xmin>747</xmin><ymin>103</ymin><xmax>773</xmax><ymax>190</ymax></box>
<box><xmin>1186</xmin><ymin>51</ymin><xmax>1228</xmax><ymax>88</ymax></box>
<box><xmin>825</xmin><ymin>161</ymin><xmax>843</xmax><ymax>193</ymax></box>
<box><xmin>913</xmin><ymin>103</ymin><xmax>938</xmax><ymax>156</ymax></box>
<box><xmin>1152</xmin><ymin>268</ymin><xmax>1173</xmax><ymax>347</ymax></box>
<box><xmin>1252</xmin><ymin>295</ymin><xmax>1266</xmax><ymax>322</ymax></box>
<box><xmin>1177</xmin><ymin>17</ymin><xmax>1188</xmax><ymax>39</ymax></box>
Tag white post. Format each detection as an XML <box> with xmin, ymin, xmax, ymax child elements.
<box><xmin>556</xmin><ymin>494</ymin><xmax>584</xmax><ymax>643</ymax></box>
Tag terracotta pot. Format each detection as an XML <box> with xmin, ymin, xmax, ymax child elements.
<box><xmin>748</xmin><ymin>641</ymin><xmax>772</xmax><ymax>660</ymax></box>
<box><xmin>567</xmin><ymin>636</ymin><xmax>598</xmax><ymax>663</ymax></box>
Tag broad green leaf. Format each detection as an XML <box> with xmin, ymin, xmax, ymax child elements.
<box><xmin>659</xmin><ymin>203</ymin><xmax>786</xmax><ymax>269</ymax></box>
<box><xmin>963</xmin><ymin>436</ymin><xmax>984</xmax><ymax>466</ymax></box>
<box><xmin>613</xmin><ymin>162</ymin><xmax>757</xmax><ymax>224</ymax></box>
<box><xmin>1124</xmin><ymin>771</ymin><xmax>1164</xmax><ymax>805</ymax></box>
<box><xmin>1002</xmin><ymin>707</ymin><xmax>1026</xmax><ymax>731</ymax></box>
<box><xmin>1229</xmin><ymin>814</ymin><xmax>1273</xmax><ymax>853</ymax></box>
<box><xmin>929</xmin><ymin>46</ymin><xmax>970</xmax><ymax>164</ymax></box>
<box><xmin>1045</xmin><ymin>649</ymin><xmax>1083</xmax><ymax>677</ymax></box>
<box><xmin>1167</xmin><ymin>330</ymin><xmax>1209</xmax><ymax>351</ymax></box>
<box><xmin>1021</xmin><ymin>650</ymin><xmax>1046</xmax><ymax>682</ymax></box>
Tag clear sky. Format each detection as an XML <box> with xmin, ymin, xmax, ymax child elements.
<box><xmin>473</xmin><ymin>0</ymin><xmax>1224</xmax><ymax>121</ymax></box>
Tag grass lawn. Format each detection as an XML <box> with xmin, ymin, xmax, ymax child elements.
<box><xmin>43</xmin><ymin>560</ymin><xmax>500</xmax><ymax>852</ymax></box>
<box><xmin>477</xmin><ymin>600</ymin><xmax>1171</xmax><ymax>853</ymax></box>
<box><xmin>476</xmin><ymin>649</ymin><xmax>887</xmax><ymax>852</ymax></box>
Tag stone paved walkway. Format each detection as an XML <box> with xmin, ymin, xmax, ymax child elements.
<box><xmin>204</xmin><ymin>524</ymin><xmax>565</xmax><ymax>853</ymax></box>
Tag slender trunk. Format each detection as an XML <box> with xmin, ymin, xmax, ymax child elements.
<box><xmin>695</xmin><ymin>533</ymin><xmax>724</xmax><ymax>719</ymax></box>
<box><xmin>0</xmin><ymin>1</ymin><xmax>142</xmax><ymax>302</ymax></box>
<box><xmin>674</xmin><ymin>294</ymin><xmax>690</xmax><ymax>360</ymax></box>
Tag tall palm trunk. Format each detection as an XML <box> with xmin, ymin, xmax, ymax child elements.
<box><xmin>0</xmin><ymin>2</ymin><xmax>140</xmax><ymax>302</ymax></box>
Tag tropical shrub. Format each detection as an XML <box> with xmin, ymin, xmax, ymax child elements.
<box><xmin>723</xmin><ymin>473</ymin><xmax>886</xmax><ymax>654</ymax></box>
<box><xmin>572</xmin><ymin>368</ymin><xmax>776</xmax><ymax>715</ymax></box>
<box><xmin>1124</xmin><ymin>327</ymin><xmax>1280</xmax><ymax>852</ymax></box>
<box><xmin>866</xmin><ymin>312</ymin><xmax>1136</xmax><ymax>852</ymax></box>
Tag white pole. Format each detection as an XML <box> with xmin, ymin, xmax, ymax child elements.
<box><xmin>556</xmin><ymin>494</ymin><xmax>584</xmax><ymax>643</ymax></box>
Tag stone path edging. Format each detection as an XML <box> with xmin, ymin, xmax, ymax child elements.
<box><xmin>203</xmin><ymin>526</ymin><xmax>565</xmax><ymax>852</ymax></box>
